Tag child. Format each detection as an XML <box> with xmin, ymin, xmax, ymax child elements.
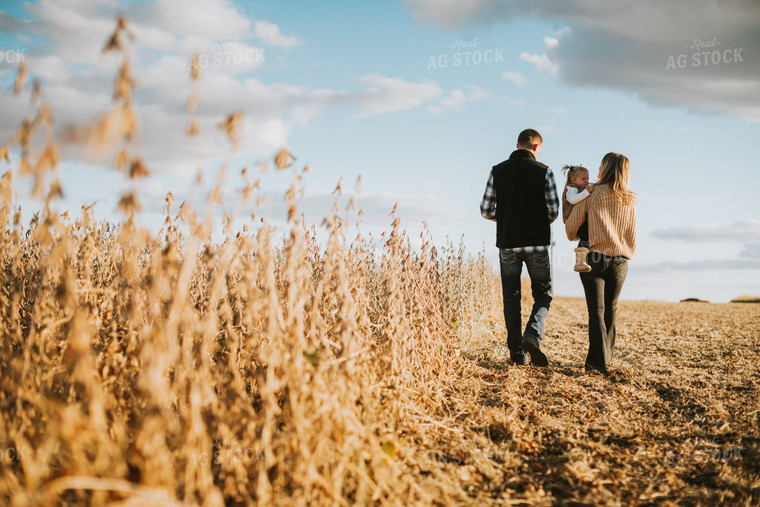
<box><xmin>562</xmin><ymin>165</ymin><xmax>593</xmax><ymax>272</ymax></box>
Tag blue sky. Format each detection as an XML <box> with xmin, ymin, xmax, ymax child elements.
<box><xmin>1</xmin><ymin>0</ymin><xmax>759</xmax><ymax>302</ymax></box>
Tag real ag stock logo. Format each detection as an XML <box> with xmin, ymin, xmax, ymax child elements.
<box><xmin>666</xmin><ymin>37</ymin><xmax>743</xmax><ymax>70</ymax></box>
<box><xmin>0</xmin><ymin>42</ymin><xmax>26</xmax><ymax>65</ymax></box>
<box><xmin>189</xmin><ymin>38</ymin><xmax>264</xmax><ymax>70</ymax></box>
<box><xmin>427</xmin><ymin>37</ymin><xmax>505</xmax><ymax>70</ymax></box>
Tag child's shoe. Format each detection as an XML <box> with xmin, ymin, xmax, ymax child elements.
<box><xmin>574</xmin><ymin>247</ymin><xmax>591</xmax><ymax>272</ymax></box>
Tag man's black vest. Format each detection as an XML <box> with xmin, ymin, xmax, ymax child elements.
<box><xmin>492</xmin><ymin>149</ymin><xmax>551</xmax><ymax>249</ymax></box>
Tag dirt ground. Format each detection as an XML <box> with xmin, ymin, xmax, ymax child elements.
<box><xmin>409</xmin><ymin>297</ymin><xmax>760</xmax><ymax>506</ymax></box>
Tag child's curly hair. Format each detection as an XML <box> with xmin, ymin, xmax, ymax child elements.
<box><xmin>562</xmin><ymin>164</ymin><xmax>589</xmax><ymax>188</ymax></box>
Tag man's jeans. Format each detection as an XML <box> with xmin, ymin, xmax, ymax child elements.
<box><xmin>499</xmin><ymin>249</ymin><xmax>553</xmax><ymax>358</ymax></box>
<box><xmin>579</xmin><ymin>252</ymin><xmax>628</xmax><ymax>372</ymax></box>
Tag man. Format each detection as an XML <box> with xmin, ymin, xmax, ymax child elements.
<box><xmin>480</xmin><ymin>129</ymin><xmax>559</xmax><ymax>367</ymax></box>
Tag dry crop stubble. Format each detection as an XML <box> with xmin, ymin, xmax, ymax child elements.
<box><xmin>1</xmin><ymin>15</ymin><xmax>759</xmax><ymax>507</ymax></box>
<box><xmin>0</xmin><ymin>16</ymin><xmax>472</xmax><ymax>506</ymax></box>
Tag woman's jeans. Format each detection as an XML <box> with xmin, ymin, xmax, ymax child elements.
<box><xmin>499</xmin><ymin>249</ymin><xmax>553</xmax><ymax>358</ymax></box>
<box><xmin>579</xmin><ymin>252</ymin><xmax>628</xmax><ymax>372</ymax></box>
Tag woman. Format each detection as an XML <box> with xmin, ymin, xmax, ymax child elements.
<box><xmin>566</xmin><ymin>152</ymin><xmax>636</xmax><ymax>375</ymax></box>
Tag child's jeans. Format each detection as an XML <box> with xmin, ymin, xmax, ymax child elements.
<box><xmin>577</xmin><ymin>221</ymin><xmax>589</xmax><ymax>248</ymax></box>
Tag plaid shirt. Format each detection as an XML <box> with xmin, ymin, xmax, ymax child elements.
<box><xmin>480</xmin><ymin>168</ymin><xmax>559</xmax><ymax>252</ymax></box>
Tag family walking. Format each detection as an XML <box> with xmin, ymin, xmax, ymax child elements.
<box><xmin>480</xmin><ymin>129</ymin><xmax>637</xmax><ymax>375</ymax></box>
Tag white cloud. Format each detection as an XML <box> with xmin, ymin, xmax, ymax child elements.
<box><xmin>651</xmin><ymin>219</ymin><xmax>760</xmax><ymax>243</ymax></box>
<box><xmin>29</xmin><ymin>0</ymin><xmax>113</xmax><ymax>48</ymax></box>
<box><xmin>132</xmin><ymin>0</ymin><xmax>252</xmax><ymax>42</ymax></box>
<box><xmin>0</xmin><ymin>2</ymin><xmax>469</xmax><ymax>182</ymax></box>
<box><xmin>740</xmin><ymin>242</ymin><xmax>760</xmax><ymax>259</ymax></box>
<box><xmin>635</xmin><ymin>258</ymin><xmax>760</xmax><ymax>273</ymax></box>
<box><xmin>26</xmin><ymin>55</ymin><xmax>74</xmax><ymax>83</ymax></box>
<box><xmin>403</xmin><ymin>0</ymin><xmax>505</xmax><ymax>27</ymax></box>
<box><xmin>404</xmin><ymin>0</ymin><xmax>760</xmax><ymax>121</ymax></box>
<box><xmin>519</xmin><ymin>36</ymin><xmax>560</xmax><ymax>78</ymax></box>
<box><xmin>353</xmin><ymin>73</ymin><xmax>443</xmax><ymax>116</ymax></box>
<box><xmin>253</xmin><ymin>20</ymin><xmax>302</xmax><ymax>49</ymax></box>
<box><xmin>427</xmin><ymin>85</ymin><xmax>489</xmax><ymax>114</ymax></box>
<box><xmin>650</xmin><ymin>220</ymin><xmax>760</xmax><ymax>269</ymax></box>
<box><xmin>501</xmin><ymin>71</ymin><xmax>527</xmax><ymax>87</ymax></box>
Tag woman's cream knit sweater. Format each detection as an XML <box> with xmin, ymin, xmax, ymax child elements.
<box><xmin>565</xmin><ymin>184</ymin><xmax>636</xmax><ymax>259</ymax></box>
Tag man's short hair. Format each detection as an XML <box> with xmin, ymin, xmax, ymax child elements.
<box><xmin>517</xmin><ymin>129</ymin><xmax>543</xmax><ymax>148</ymax></box>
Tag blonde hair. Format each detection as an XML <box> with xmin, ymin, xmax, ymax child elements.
<box><xmin>597</xmin><ymin>152</ymin><xmax>636</xmax><ymax>204</ymax></box>
<box><xmin>562</xmin><ymin>164</ymin><xmax>589</xmax><ymax>188</ymax></box>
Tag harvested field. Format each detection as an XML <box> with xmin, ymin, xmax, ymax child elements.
<box><xmin>428</xmin><ymin>294</ymin><xmax>760</xmax><ymax>505</ymax></box>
